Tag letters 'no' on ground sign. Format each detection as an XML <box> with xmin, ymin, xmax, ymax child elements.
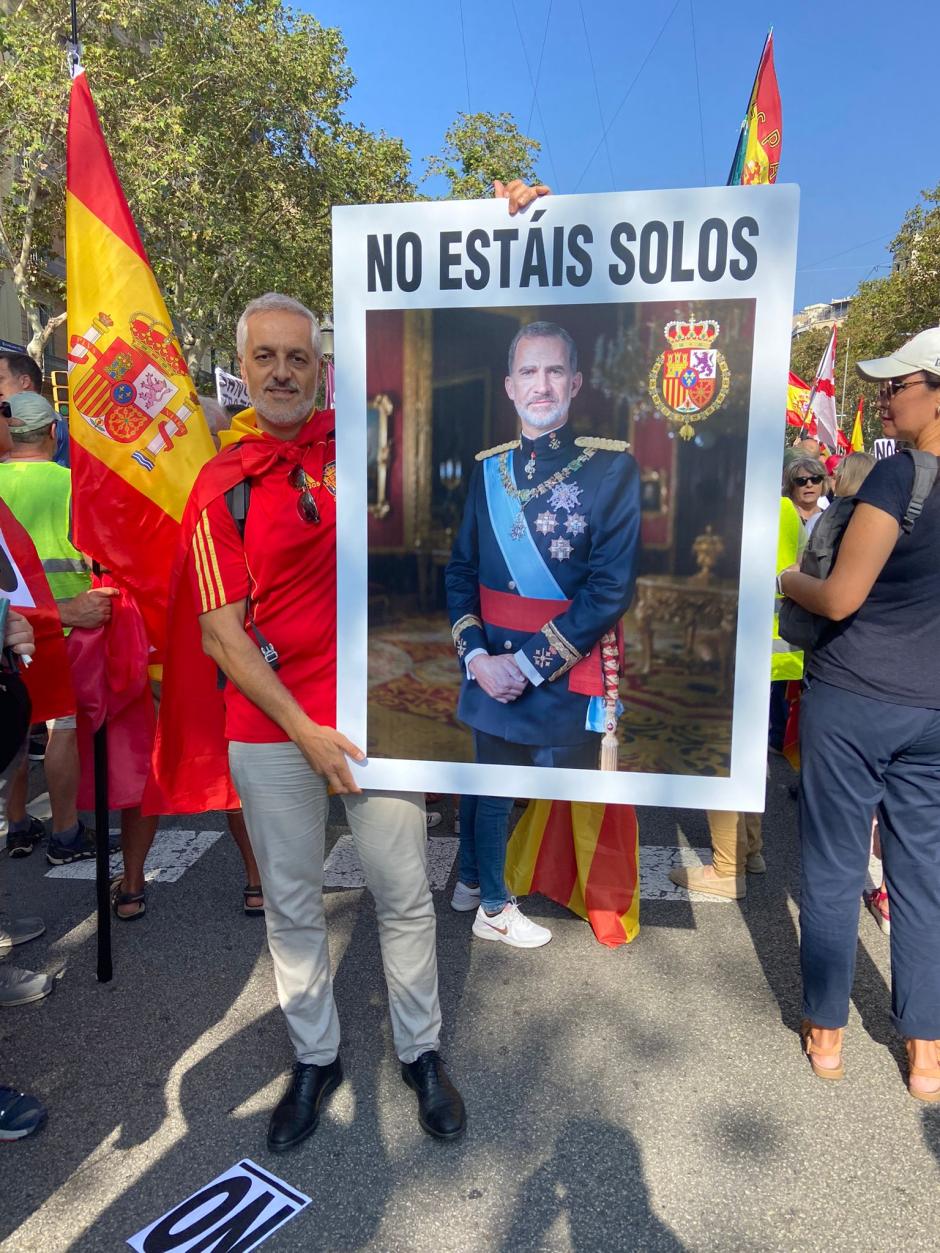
<box><xmin>127</xmin><ymin>1159</ymin><xmax>310</xmax><ymax>1253</ymax></box>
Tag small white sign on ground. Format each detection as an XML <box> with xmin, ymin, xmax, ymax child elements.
<box><xmin>324</xmin><ymin>833</ymin><xmax>459</xmax><ymax>890</ymax></box>
<box><xmin>46</xmin><ymin>829</ymin><xmax>224</xmax><ymax>882</ymax></box>
<box><xmin>127</xmin><ymin>1158</ymin><xmax>310</xmax><ymax>1253</ymax></box>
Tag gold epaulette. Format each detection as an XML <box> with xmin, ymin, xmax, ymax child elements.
<box><xmin>574</xmin><ymin>436</ymin><xmax>630</xmax><ymax>452</ymax></box>
<box><xmin>475</xmin><ymin>439</ymin><xmax>520</xmax><ymax>461</ymax></box>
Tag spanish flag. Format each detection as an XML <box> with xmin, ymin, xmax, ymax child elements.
<box><xmin>505</xmin><ymin>801</ymin><xmax>640</xmax><ymax>947</ymax></box>
<box><xmin>785</xmin><ymin>370</ymin><xmax>812</xmax><ymax>430</ymax></box>
<box><xmin>66</xmin><ymin>68</ymin><xmax>215</xmax><ymax>651</ymax></box>
<box><xmin>728</xmin><ymin>30</ymin><xmax>782</xmax><ymax>186</ymax></box>
<box><xmin>850</xmin><ymin>398</ymin><xmax>865</xmax><ymax>452</ymax></box>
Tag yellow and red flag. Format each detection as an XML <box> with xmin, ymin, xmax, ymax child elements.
<box><xmin>728</xmin><ymin>30</ymin><xmax>782</xmax><ymax>186</ymax></box>
<box><xmin>786</xmin><ymin>370</ymin><xmax>812</xmax><ymax>430</ymax></box>
<box><xmin>505</xmin><ymin>800</ymin><xmax>640</xmax><ymax>947</ymax></box>
<box><xmin>850</xmin><ymin>398</ymin><xmax>865</xmax><ymax>452</ymax></box>
<box><xmin>66</xmin><ymin>69</ymin><xmax>215</xmax><ymax>650</ymax></box>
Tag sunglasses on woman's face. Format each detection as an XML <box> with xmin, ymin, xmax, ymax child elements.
<box><xmin>880</xmin><ymin>377</ymin><xmax>926</xmax><ymax>400</ymax></box>
<box><xmin>793</xmin><ymin>474</ymin><xmax>824</xmax><ymax>487</ymax></box>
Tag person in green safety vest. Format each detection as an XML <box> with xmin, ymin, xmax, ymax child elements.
<box><xmin>0</xmin><ymin>392</ymin><xmax>116</xmax><ymax>863</ymax></box>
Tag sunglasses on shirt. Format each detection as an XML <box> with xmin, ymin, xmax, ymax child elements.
<box><xmin>793</xmin><ymin>474</ymin><xmax>825</xmax><ymax>487</ymax></box>
<box><xmin>288</xmin><ymin>464</ymin><xmax>321</xmax><ymax>524</ymax></box>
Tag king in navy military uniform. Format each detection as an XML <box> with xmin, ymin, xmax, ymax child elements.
<box><xmin>444</xmin><ymin>320</ymin><xmax>640</xmax><ymax>948</ymax></box>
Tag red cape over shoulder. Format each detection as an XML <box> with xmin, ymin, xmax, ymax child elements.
<box><xmin>142</xmin><ymin>443</ymin><xmax>247</xmax><ymax>816</ymax></box>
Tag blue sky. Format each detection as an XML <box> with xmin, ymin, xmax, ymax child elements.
<box><xmin>300</xmin><ymin>0</ymin><xmax>935</xmax><ymax>313</ymax></box>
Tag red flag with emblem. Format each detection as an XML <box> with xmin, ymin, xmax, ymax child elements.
<box><xmin>66</xmin><ymin>69</ymin><xmax>216</xmax><ymax>651</ymax></box>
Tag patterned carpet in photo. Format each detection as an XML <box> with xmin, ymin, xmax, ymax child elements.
<box><xmin>367</xmin><ymin>614</ymin><xmax>732</xmax><ymax>777</ymax></box>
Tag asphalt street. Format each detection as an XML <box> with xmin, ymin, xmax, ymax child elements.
<box><xmin>2</xmin><ymin>758</ymin><xmax>939</xmax><ymax>1252</ymax></box>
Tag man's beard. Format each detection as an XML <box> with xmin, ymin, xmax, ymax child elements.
<box><xmin>514</xmin><ymin>400</ymin><xmax>569</xmax><ymax>431</ymax></box>
<box><xmin>250</xmin><ymin>383</ymin><xmax>317</xmax><ymax>428</ymax></box>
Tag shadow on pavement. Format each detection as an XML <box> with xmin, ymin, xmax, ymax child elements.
<box><xmin>500</xmin><ymin>1118</ymin><xmax>684</xmax><ymax>1251</ymax></box>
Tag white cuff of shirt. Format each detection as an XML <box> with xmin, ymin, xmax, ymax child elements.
<box><xmin>514</xmin><ymin>650</ymin><xmax>543</xmax><ymax>687</ymax></box>
<box><xmin>464</xmin><ymin>647</ymin><xmax>486</xmax><ymax>679</ymax></box>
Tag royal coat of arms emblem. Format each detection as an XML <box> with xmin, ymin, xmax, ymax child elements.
<box><xmin>67</xmin><ymin>311</ymin><xmax>200</xmax><ymax>471</ymax></box>
<box><xmin>647</xmin><ymin>319</ymin><xmax>731</xmax><ymax>440</ymax></box>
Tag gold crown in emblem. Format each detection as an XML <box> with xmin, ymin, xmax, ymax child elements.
<box><xmin>664</xmin><ymin>319</ymin><xmax>720</xmax><ymax>350</ymax></box>
<box><xmin>128</xmin><ymin>312</ymin><xmax>187</xmax><ymax>377</ymax></box>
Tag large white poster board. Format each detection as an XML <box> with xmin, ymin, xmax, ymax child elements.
<box><xmin>332</xmin><ymin>186</ymin><xmax>799</xmax><ymax>811</ymax></box>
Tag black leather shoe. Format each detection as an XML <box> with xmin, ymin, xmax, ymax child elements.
<box><xmin>266</xmin><ymin>1056</ymin><xmax>343</xmax><ymax>1153</ymax></box>
<box><xmin>401</xmin><ymin>1051</ymin><xmax>466</xmax><ymax>1141</ymax></box>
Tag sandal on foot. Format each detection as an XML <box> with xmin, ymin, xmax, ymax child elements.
<box><xmin>905</xmin><ymin>1040</ymin><xmax>940</xmax><ymax>1102</ymax></box>
<box><xmin>800</xmin><ymin>1020</ymin><xmax>844</xmax><ymax>1081</ymax></box>
<box><xmin>110</xmin><ymin>877</ymin><xmax>146</xmax><ymax>922</ymax></box>
<box><xmin>243</xmin><ymin>884</ymin><xmax>264</xmax><ymax>916</ymax></box>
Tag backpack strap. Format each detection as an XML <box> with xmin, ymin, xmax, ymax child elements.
<box><xmin>216</xmin><ymin>479</ymin><xmax>280</xmax><ymax>684</ymax></box>
<box><xmin>900</xmin><ymin>449</ymin><xmax>939</xmax><ymax>534</ymax></box>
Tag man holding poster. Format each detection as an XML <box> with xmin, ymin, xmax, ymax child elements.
<box><xmin>445</xmin><ymin>321</ymin><xmax>641</xmax><ymax>943</ymax></box>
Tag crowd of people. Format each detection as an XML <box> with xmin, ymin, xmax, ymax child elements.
<box><xmin>2</xmin><ymin>182</ymin><xmax>939</xmax><ymax>1146</ymax></box>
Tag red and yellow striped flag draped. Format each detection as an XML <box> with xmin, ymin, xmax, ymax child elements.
<box><xmin>850</xmin><ymin>398</ymin><xmax>865</xmax><ymax>452</ymax></box>
<box><xmin>66</xmin><ymin>69</ymin><xmax>215</xmax><ymax>651</ymax></box>
<box><xmin>505</xmin><ymin>801</ymin><xmax>640</xmax><ymax>947</ymax></box>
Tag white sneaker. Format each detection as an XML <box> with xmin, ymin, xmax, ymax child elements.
<box><xmin>450</xmin><ymin>881</ymin><xmax>481</xmax><ymax>912</ymax></box>
<box><xmin>471</xmin><ymin>900</ymin><xmax>552</xmax><ymax>948</ymax></box>
<box><xmin>426</xmin><ymin>812</ymin><xmax>442</xmax><ymax>831</ymax></box>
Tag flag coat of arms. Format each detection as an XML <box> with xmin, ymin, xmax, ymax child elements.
<box><xmin>66</xmin><ymin>69</ymin><xmax>215</xmax><ymax>650</ymax></box>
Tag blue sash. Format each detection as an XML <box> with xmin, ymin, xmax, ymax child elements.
<box><xmin>483</xmin><ymin>453</ymin><xmax>565</xmax><ymax>598</ymax></box>
<box><xmin>483</xmin><ymin>452</ymin><xmax>611</xmax><ymax>732</ymax></box>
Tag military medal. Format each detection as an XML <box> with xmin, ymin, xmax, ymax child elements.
<box><xmin>535</xmin><ymin>511</ymin><xmax>556</xmax><ymax>535</ymax></box>
<box><xmin>524</xmin><ymin>450</ymin><xmax>537</xmax><ymax>480</ymax></box>
<box><xmin>549</xmin><ymin>537</ymin><xmax>573</xmax><ymax>561</ymax></box>
<box><xmin>548</xmin><ymin>430</ymin><xmax>561</xmax><ymax>450</ymax></box>
<box><xmin>498</xmin><ymin>449</ymin><xmax>595</xmax><ymax>541</ymax></box>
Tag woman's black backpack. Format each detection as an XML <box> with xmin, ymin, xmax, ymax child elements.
<box><xmin>778</xmin><ymin>449</ymin><xmax>939</xmax><ymax>654</ymax></box>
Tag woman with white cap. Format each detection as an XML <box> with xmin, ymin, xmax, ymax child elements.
<box><xmin>778</xmin><ymin>327</ymin><xmax>940</xmax><ymax>1100</ymax></box>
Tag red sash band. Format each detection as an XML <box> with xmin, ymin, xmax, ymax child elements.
<box><xmin>479</xmin><ymin>584</ymin><xmax>604</xmax><ymax>697</ymax></box>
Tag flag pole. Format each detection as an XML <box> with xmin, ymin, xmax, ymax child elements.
<box><xmin>67</xmin><ymin>1</ymin><xmax>81</xmax><ymax>76</ymax></box>
<box><xmin>89</xmin><ymin>560</ymin><xmax>113</xmax><ymax>982</ymax></box>
<box><xmin>726</xmin><ymin>26</ymin><xmax>772</xmax><ymax>185</ymax></box>
<box><xmin>840</xmin><ymin>335</ymin><xmax>851</xmax><ymax>424</ymax></box>
<box><xmin>69</xmin><ymin>6</ymin><xmax>112</xmax><ymax>979</ymax></box>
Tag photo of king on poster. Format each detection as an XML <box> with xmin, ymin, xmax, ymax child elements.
<box><xmin>332</xmin><ymin>186</ymin><xmax>799</xmax><ymax>811</ymax></box>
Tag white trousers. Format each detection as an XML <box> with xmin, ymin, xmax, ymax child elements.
<box><xmin>229</xmin><ymin>740</ymin><xmax>441</xmax><ymax>1064</ymax></box>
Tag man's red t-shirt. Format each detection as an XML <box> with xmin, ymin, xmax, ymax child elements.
<box><xmin>189</xmin><ymin>413</ymin><xmax>337</xmax><ymax>743</ymax></box>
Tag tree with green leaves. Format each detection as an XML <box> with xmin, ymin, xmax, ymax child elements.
<box><xmin>790</xmin><ymin>183</ymin><xmax>940</xmax><ymax>448</ymax></box>
<box><xmin>425</xmin><ymin>111</ymin><xmax>541</xmax><ymax>200</ymax></box>
<box><xmin>0</xmin><ymin>0</ymin><xmax>415</xmax><ymax>370</ymax></box>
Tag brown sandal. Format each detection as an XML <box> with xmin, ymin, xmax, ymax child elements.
<box><xmin>800</xmin><ymin>1019</ymin><xmax>844</xmax><ymax>1081</ymax></box>
<box><xmin>905</xmin><ymin>1040</ymin><xmax>940</xmax><ymax>1102</ymax></box>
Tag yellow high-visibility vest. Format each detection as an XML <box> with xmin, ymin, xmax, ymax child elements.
<box><xmin>0</xmin><ymin>461</ymin><xmax>91</xmax><ymax>609</ymax></box>
<box><xmin>772</xmin><ymin>496</ymin><xmax>804</xmax><ymax>681</ymax></box>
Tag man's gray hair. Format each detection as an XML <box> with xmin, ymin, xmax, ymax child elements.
<box><xmin>236</xmin><ymin>293</ymin><xmax>321</xmax><ymax>358</ymax></box>
<box><xmin>507</xmin><ymin>321</ymin><xmax>579</xmax><ymax>375</ymax></box>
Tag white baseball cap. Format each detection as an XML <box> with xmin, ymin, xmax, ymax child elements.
<box><xmin>856</xmin><ymin>327</ymin><xmax>940</xmax><ymax>381</ymax></box>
